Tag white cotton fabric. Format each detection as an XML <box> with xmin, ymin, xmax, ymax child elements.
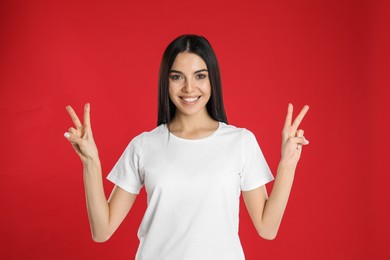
<box><xmin>107</xmin><ymin>122</ymin><xmax>274</xmax><ymax>260</ymax></box>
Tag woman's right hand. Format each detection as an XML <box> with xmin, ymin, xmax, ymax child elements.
<box><xmin>64</xmin><ymin>103</ymin><xmax>99</xmax><ymax>164</ymax></box>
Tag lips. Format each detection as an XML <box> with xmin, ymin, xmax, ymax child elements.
<box><xmin>180</xmin><ymin>96</ymin><xmax>201</xmax><ymax>103</ymax></box>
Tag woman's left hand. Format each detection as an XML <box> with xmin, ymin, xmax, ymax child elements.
<box><xmin>281</xmin><ymin>103</ymin><xmax>310</xmax><ymax>167</ymax></box>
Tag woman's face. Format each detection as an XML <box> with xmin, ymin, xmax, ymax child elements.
<box><xmin>169</xmin><ymin>52</ymin><xmax>211</xmax><ymax>118</ymax></box>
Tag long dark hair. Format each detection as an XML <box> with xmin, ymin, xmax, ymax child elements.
<box><xmin>157</xmin><ymin>34</ymin><xmax>228</xmax><ymax>126</ymax></box>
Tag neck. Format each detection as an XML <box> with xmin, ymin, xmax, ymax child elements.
<box><xmin>169</xmin><ymin>108</ymin><xmax>216</xmax><ymax>131</ymax></box>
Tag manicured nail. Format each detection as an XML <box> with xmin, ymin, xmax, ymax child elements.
<box><xmin>64</xmin><ymin>132</ymin><xmax>70</xmax><ymax>138</ymax></box>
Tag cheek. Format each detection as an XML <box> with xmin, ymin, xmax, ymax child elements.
<box><xmin>200</xmin><ymin>82</ymin><xmax>212</xmax><ymax>96</ymax></box>
<box><xmin>168</xmin><ymin>84</ymin><xmax>181</xmax><ymax>104</ymax></box>
<box><xmin>168</xmin><ymin>83</ymin><xmax>176</xmax><ymax>98</ymax></box>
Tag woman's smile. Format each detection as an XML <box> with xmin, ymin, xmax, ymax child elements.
<box><xmin>180</xmin><ymin>96</ymin><xmax>202</xmax><ymax>104</ymax></box>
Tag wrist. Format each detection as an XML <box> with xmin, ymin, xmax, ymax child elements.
<box><xmin>82</xmin><ymin>156</ymin><xmax>101</xmax><ymax>169</ymax></box>
<box><xmin>278</xmin><ymin>158</ymin><xmax>298</xmax><ymax>170</ymax></box>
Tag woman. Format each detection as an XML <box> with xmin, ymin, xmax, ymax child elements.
<box><xmin>64</xmin><ymin>34</ymin><xmax>309</xmax><ymax>259</ymax></box>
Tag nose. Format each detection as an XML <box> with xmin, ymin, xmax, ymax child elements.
<box><xmin>183</xmin><ymin>78</ymin><xmax>195</xmax><ymax>93</ymax></box>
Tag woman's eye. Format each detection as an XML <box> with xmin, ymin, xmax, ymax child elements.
<box><xmin>196</xmin><ymin>74</ymin><xmax>206</xmax><ymax>79</ymax></box>
<box><xmin>170</xmin><ymin>75</ymin><xmax>182</xmax><ymax>80</ymax></box>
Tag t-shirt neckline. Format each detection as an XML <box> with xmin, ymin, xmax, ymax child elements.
<box><xmin>165</xmin><ymin>121</ymin><xmax>223</xmax><ymax>142</ymax></box>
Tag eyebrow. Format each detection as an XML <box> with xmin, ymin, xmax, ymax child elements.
<box><xmin>169</xmin><ymin>69</ymin><xmax>208</xmax><ymax>74</ymax></box>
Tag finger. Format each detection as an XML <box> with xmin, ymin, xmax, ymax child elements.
<box><xmin>64</xmin><ymin>131</ymin><xmax>82</xmax><ymax>145</ymax></box>
<box><xmin>84</xmin><ymin>103</ymin><xmax>91</xmax><ymax>129</ymax></box>
<box><xmin>69</xmin><ymin>127</ymin><xmax>85</xmax><ymax>140</ymax></box>
<box><xmin>291</xmin><ymin>105</ymin><xmax>309</xmax><ymax>133</ymax></box>
<box><xmin>289</xmin><ymin>136</ymin><xmax>309</xmax><ymax>145</ymax></box>
<box><xmin>284</xmin><ymin>103</ymin><xmax>293</xmax><ymax>128</ymax></box>
<box><xmin>68</xmin><ymin>127</ymin><xmax>79</xmax><ymax>137</ymax></box>
<box><xmin>296</xmin><ymin>129</ymin><xmax>304</xmax><ymax>137</ymax></box>
<box><xmin>64</xmin><ymin>132</ymin><xmax>84</xmax><ymax>157</ymax></box>
<box><xmin>66</xmin><ymin>105</ymin><xmax>83</xmax><ymax>129</ymax></box>
<box><xmin>296</xmin><ymin>130</ymin><xmax>305</xmax><ymax>150</ymax></box>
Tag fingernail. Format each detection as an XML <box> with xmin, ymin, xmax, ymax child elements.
<box><xmin>305</xmin><ymin>139</ymin><xmax>309</xmax><ymax>144</ymax></box>
<box><xmin>64</xmin><ymin>132</ymin><xmax>70</xmax><ymax>138</ymax></box>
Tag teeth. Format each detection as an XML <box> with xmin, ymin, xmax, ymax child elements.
<box><xmin>182</xmin><ymin>97</ymin><xmax>199</xmax><ymax>102</ymax></box>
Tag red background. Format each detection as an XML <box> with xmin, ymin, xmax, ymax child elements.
<box><xmin>0</xmin><ymin>0</ymin><xmax>389</xmax><ymax>259</ymax></box>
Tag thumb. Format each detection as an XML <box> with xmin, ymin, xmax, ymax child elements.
<box><xmin>64</xmin><ymin>131</ymin><xmax>82</xmax><ymax>145</ymax></box>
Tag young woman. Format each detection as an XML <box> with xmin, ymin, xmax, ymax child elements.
<box><xmin>64</xmin><ymin>35</ymin><xmax>309</xmax><ymax>260</ymax></box>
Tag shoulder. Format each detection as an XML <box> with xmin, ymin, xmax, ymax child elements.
<box><xmin>220</xmin><ymin>123</ymin><xmax>263</xmax><ymax>151</ymax></box>
<box><xmin>219</xmin><ymin>122</ymin><xmax>255</xmax><ymax>139</ymax></box>
<box><xmin>129</xmin><ymin>124</ymin><xmax>167</xmax><ymax>146</ymax></box>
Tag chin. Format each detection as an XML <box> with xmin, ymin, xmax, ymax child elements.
<box><xmin>176</xmin><ymin>107</ymin><xmax>205</xmax><ymax>117</ymax></box>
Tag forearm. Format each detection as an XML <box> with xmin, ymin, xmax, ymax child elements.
<box><xmin>83</xmin><ymin>159</ymin><xmax>110</xmax><ymax>242</ymax></box>
<box><xmin>261</xmin><ymin>160</ymin><xmax>297</xmax><ymax>239</ymax></box>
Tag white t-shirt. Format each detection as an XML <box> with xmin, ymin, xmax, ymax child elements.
<box><xmin>107</xmin><ymin>122</ymin><xmax>274</xmax><ymax>260</ymax></box>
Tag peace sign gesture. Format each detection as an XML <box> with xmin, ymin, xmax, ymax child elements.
<box><xmin>281</xmin><ymin>103</ymin><xmax>310</xmax><ymax>166</ymax></box>
<box><xmin>64</xmin><ymin>103</ymin><xmax>99</xmax><ymax>164</ymax></box>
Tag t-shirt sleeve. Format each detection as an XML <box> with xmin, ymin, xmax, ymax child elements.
<box><xmin>240</xmin><ymin>129</ymin><xmax>274</xmax><ymax>191</ymax></box>
<box><xmin>106</xmin><ymin>135</ymin><xmax>144</xmax><ymax>194</ymax></box>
